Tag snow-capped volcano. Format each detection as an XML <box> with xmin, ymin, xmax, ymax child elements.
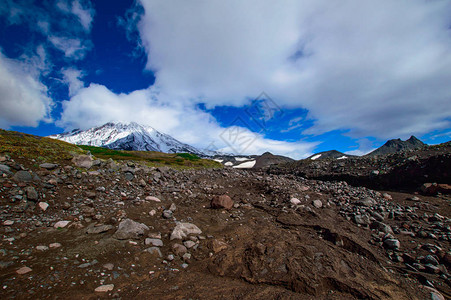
<box><xmin>49</xmin><ymin>122</ymin><xmax>207</xmax><ymax>155</ymax></box>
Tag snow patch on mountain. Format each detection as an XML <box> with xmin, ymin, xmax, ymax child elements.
<box><xmin>49</xmin><ymin>122</ymin><xmax>209</xmax><ymax>155</ymax></box>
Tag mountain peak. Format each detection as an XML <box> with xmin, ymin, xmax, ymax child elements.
<box><xmin>367</xmin><ymin>136</ymin><xmax>425</xmax><ymax>156</ymax></box>
<box><xmin>49</xmin><ymin>122</ymin><xmax>206</xmax><ymax>155</ymax></box>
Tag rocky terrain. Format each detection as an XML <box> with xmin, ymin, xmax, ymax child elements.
<box><xmin>269</xmin><ymin>142</ymin><xmax>451</xmax><ymax>191</ymax></box>
<box><xmin>0</xmin><ymin>130</ymin><xmax>450</xmax><ymax>299</ymax></box>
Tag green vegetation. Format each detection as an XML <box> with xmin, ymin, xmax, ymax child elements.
<box><xmin>0</xmin><ymin>129</ymin><xmax>84</xmax><ymax>161</ymax></box>
<box><xmin>176</xmin><ymin>153</ymin><xmax>200</xmax><ymax>160</ymax></box>
<box><xmin>0</xmin><ymin>129</ymin><xmax>222</xmax><ymax>169</ymax></box>
<box><xmin>77</xmin><ymin>145</ymin><xmax>220</xmax><ymax>169</ymax></box>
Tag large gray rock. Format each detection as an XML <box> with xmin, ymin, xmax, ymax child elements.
<box><xmin>13</xmin><ymin>171</ymin><xmax>33</xmax><ymax>182</ymax></box>
<box><xmin>0</xmin><ymin>164</ymin><xmax>11</xmax><ymax>174</ymax></box>
<box><xmin>86</xmin><ymin>224</ymin><xmax>114</xmax><ymax>234</ymax></box>
<box><xmin>39</xmin><ymin>163</ymin><xmax>58</xmax><ymax>170</ymax></box>
<box><xmin>113</xmin><ymin>219</ymin><xmax>149</xmax><ymax>240</ymax></box>
<box><xmin>383</xmin><ymin>238</ymin><xmax>400</xmax><ymax>250</ymax></box>
<box><xmin>355</xmin><ymin>197</ymin><xmax>376</xmax><ymax>207</ymax></box>
<box><xmin>72</xmin><ymin>155</ymin><xmax>93</xmax><ymax>169</ymax></box>
<box><xmin>25</xmin><ymin>186</ymin><xmax>38</xmax><ymax>201</ymax></box>
<box><xmin>170</xmin><ymin>222</ymin><xmax>202</xmax><ymax>240</ymax></box>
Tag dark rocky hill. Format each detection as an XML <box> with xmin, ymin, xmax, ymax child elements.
<box><xmin>253</xmin><ymin>152</ymin><xmax>294</xmax><ymax>169</ymax></box>
<box><xmin>367</xmin><ymin>136</ymin><xmax>426</xmax><ymax>156</ymax></box>
<box><xmin>307</xmin><ymin>150</ymin><xmax>354</xmax><ymax>160</ymax></box>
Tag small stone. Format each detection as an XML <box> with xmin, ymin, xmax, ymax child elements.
<box><xmin>86</xmin><ymin>224</ymin><xmax>114</xmax><ymax>234</ymax></box>
<box><xmin>149</xmin><ymin>210</ymin><xmax>156</xmax><ymax>216</ymax></box>
<box><xmin>95</xmin><ymin>284</ymin><xmax>114</xmax><ymax>292</ymax></box>
<box><xmin>182</xmin><ymin>253</ymin><xmax>191</xmax><ymax>261</ymax></box>
<box><xmin>290</xmin><ymin>198</ymin><xmax>301</xmax><ymax>205</ymax></box>
<box><xmin>103</xmin><ymin>263</ymin><xmax>114</xmax><ymax>270</ymax></box>
<box><xmin>183</xmin><ymin>240</ymin><xmax>196</xmax><ymax>248</ymax></box>
<box><xmin>423</xmin><ymin>255</ymin><xmax>439</xmax><ymax>266</ymax></box>
<box><xmin>144</xmin><ymin>247</ymin><xmax>162</xmax><ymax>257</ymax></box>
<box><xmin>124</xmin><ymin>172</ymin><xmax>134</xmax><ymax>181</ymax></box>
<box><xmin>212</xmin><ymin>239</ymin><xmax>228</xmax><ymax>253</ymax></box>
<box><xmin>49</xmin><ymin>243</ymin><xmax>61</xmax><ymax>249</ymax></box>
<box><xmin>39</xmin><ymin>163</ymin><xmax>58</xmax><ymax>170</ymax></box>
<box><xmin>145</xmin><ymin>238</ymin><xmax>163</xmax><ymax>247</ymax></box>
<box><xmin>382</xmin><ymin>193</ymin><xmax>392</xmax><ymax>200</ymax></box>
<box><xmin>167</xmin><ymin>254</ymin><xmax>174</xmax><ymax>261</ymax></box>
<box><xmin>3</xmin><ymin>220</ymin><xmax>14</xmax><ymax>226</ymax></box>
<box><xmin>181</xmin><ymin>263</ymin><xmax>189</xmax><ymax>269</ymax></box>
<box><xmin>172</xmin><ymin>243</ymin><xmax>188</xmax><ymax>256</ymax></box>
<box><xmin>38</xmin><ymin>202</ymin><xmax>49</xmax><ymax>211</ymax></box>
<box><xmin>146</xmin><ymin>196</ymin><xmax>161</xmax><ymax>202</ymax></box>
<box><xmin>169</xmin><ymin>203</ymin><xmax>177</xmax><ymax>211</ymax></box>
<box><xmin>312</xmin><ymin>200</ymin><xmax>322</xmax><ymax>208</ymax></box>
<box><xmin>36</xmin><ymin>245</ymin><xmax>49</xmax><ymax>251</ymax></box>
<box><xmin>54</xmin><ymin>221</ymin><xmax>70</xmax><ymax>229</ymax></box>
<box><xmin>356</xmin><ymin>197</ymin><xmax>376</xmax><ymax>207</ymax></box>
<box><xmin>25</xmin><ymin>186</ymin><xmax>38</xmax><ymax>201</ymax></box>
<box><xmin>211</xmin><ymin>195</ymin><xmax>234</xmax><ymax>209</ymax></box>
<box><xmin>354</xmin><ymin>214</ymin><xmax>371</xmax><ymax>225</ymax></box>
<box><xmin>162</xmin><ymin>210</ymin><xmax>173</xmax><ymax>219</ymax></box>
<box><xmin>383</xmin><ymin>238</ymin><xmax>400</xmax><ymax>250</ymax></box>
<box><xmin>16</xmin><ymin>266</ymin><xmax>32</xmax><ymax>274</ymax></box>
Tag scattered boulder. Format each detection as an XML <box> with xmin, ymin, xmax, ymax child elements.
<box><xmin>290</xmin><ymin>198</ymin><xmax>301</xmax><ymax>205</ymax></box>
<box><xmin>72</xmin><ymin>155</ymin><xmax>93</xmax><ymax>169</ymax></box>
<box><xmin>95</xmin><ymin>284</ymin><xmax>114</xmax><ymax>292</ymax></box>
<box><xmin>211</xmin><ymin>195</ymin><xmax>234</xmax><ymax>209</ymax></box>
<box><xmin>355</xmin><ymin>197</ymin><xmax>376</xmax><ymax>207</ymax></box>
<box><xmin>212</xmin><ymin>239</ymin><xmax>228</xmax><ymax>253</ymax></box>
<box><xmin>54</xmin><ymin>221</ymin><xmax>70</xmax><ymax>229</ymax></box>
<box><xmin>145</xmin><ymin>238</ymin><xmax>163</xmax><ymax>247</ymax></box>
<box><xmin>172</xmin><ymin>243</ymin><xmax>188</xmax><ymax>256</ymax></box>
<box><xmin>25</xmin><ymin>186</ymin><xmax>38</xmax><ymax>201</ymax></box>
<box><xmin>39</xmin><ymin>163</ymin><xmax>58</xmax><ymax>170</ymax></box>
<box><xmin>383</xmin><ymin>238</ymin><xmax>400</xmax><ymax>250</ymax></box>
<box><xmin>421</xmin><ymin>183</ymin><xmax>438</xmax><ymax>195</ymax></box>
<box><xmin>13</xmin><ymin>171</ymin><xmax>33</xmax><ymax>182</ymax></box>
<box><xmin>113</xmin><ymin>219</ymin><xmax>149</xmax><ymax>240</ymax></box>
<box><xmin>38</xmin><ymin>202</ymin><xmax>49</xmax><ymax>211</ymax></box>
<box><xmin>16</xmin><ymin>267</ymin><xmax>32</xmax><ymax>274</ymax></box>
<box><xmin>312</xmin><ymin>199</ymin><xmax>323</xmax><ymax>208</ymax></box>
<box><xmin>146</xmin><ymin>196</ymin><xmax>161</xmax><ymax>202</ymax></box>
<box><xmin>144</xmin><ymin>247</ymin><xmax>163</xmax><ymax>257</ymax></box>
<box><xmin>170</xmin><ymin>222</ymin><xmax>202</xmax><ymax>240</ymax></box>
<box><xmin>86</xmin><ymin>224</ymin><xmax>114</xmax><ymax>234</ymax></box>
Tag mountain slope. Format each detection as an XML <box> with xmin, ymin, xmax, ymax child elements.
<box><xmin>49</xmin><ymin>122</ymin><xmax>205</xmax><ymax>155</ymax></box>
<box><xmin>366</xmin><ymin>136</ymin><xmax>425</xmax><ymax>156</ymax></box>
<box><xmin>307</xmin><ymin>150</ymin><xmax>353</xmax><ymax>160</ymax></box>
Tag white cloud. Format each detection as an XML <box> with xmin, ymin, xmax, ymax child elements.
<box><xmin>57</xmin><ymin>0</ymin><xmax>94</xmax><ymax>32</ymax></box>
<box><xmin>344</xmin><ymin>138</ymin><xmax>376</xmax><ymax>156</ymax></box>
<box><xmin>58</xmin><ymin>84</ymin><xmax>317</xmax><ymax>159</ymax></box>
<box><xmin>49</xmin><ymin>36</ymin><xmax>91</xmax><ymax>60</ymax></box>
<box><xmin>0</xmin><ymin>51</ymin><xmax>52</xmax><ymax>128</ymax></box>
<box><xmin>135</xmin><ymin>0</ymin><xmax>451</xmax><ymax>140</ymax></box>
<box><xmin>61</xmin><ymin>68</ymin><xmax>85</xmax><ymax>96</ymax></box>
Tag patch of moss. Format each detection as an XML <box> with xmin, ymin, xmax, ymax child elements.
<box><xmin>0</xmin><ymin>129</ymin><xmax>84</xmax><ymax>162</ymax></box>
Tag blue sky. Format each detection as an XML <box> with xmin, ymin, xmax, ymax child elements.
<box><xmin>1</xmin><ymin>0</ymin><xmax>450</xmax><ymax>159</ymax></box>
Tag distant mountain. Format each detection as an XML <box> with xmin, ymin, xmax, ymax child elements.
<box><xmin>366</xmin><ymin>136</ymin><xmax>425</xmax><ymax>156</ymax></box>
<box><xmin>253</xmin><ymin>152</ymin><xmax>294</xmax><ymax>169</ymax></box>
<box><xmin>49</xmin><ymin>122</ymin><xmax>208</xmax><ymax>155</ymax></box>
<box><xmin>307</xmin><ymin>150</ymin><xmax>352</xmax><ymax>160</ymax></box>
